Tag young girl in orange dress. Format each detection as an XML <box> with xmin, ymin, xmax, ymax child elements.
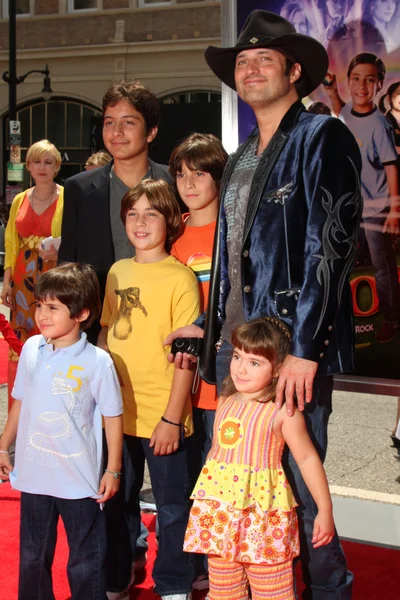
<box><xmin>184</xmin><ymin>317</ymin><xmax>335</xmax><ymax>600</ymax></box>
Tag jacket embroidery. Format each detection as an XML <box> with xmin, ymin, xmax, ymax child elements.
<box><xmin>265</xmin><ymin>181</ymin><xmax>294</xmax><ymax>205</ymax></box>
<box><xmin>313</xmin><ymin>158</ymin><xmax>361</xmax><ymax>338</ymax></box>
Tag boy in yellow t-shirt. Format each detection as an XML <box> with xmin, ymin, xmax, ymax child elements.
<box><xmin>99</xmin><ymin>179</ymin><xmax>200</xmax><ymax>600</ymax></box>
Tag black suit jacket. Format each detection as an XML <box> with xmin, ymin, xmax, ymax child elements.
<box><xmin>58</xmin><ymin>159</ymin><xmax>171</xmax><ymax>341</ymax></box>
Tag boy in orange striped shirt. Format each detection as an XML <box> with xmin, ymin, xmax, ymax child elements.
<box><xmin>170</xmin><ymin>133</ymin><xmax>228</xmax><ymax>593</ymax></box>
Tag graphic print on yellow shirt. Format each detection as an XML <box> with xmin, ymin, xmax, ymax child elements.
<box><xmin>114</xmin><ymin>287</ymin><xmax>148</xmax><ymax>340</ymax></box>
<box><xmin>101</xmin><ymin>256</ymin><xmax>200</xmax><ymax>438</ymax></box>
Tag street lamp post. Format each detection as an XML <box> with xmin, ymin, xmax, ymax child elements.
<box><xmin>2</xmin><ymin>0</ymin><xmax>52</xmax><ymax>202</ymax></box>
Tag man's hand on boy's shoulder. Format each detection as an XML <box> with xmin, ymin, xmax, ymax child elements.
<box><xmin>164</xmin><ymin>324</ymin><xmax>204</xmax><ymax>369</ymax></box>
<box><xmin>97</xmin><ymin>470</ymin><xmax>120</xmax><ymax>503</ymax></box>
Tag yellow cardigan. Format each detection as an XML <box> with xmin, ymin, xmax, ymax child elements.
<box><xmin>4</xmin><ymin>187</ymin><xmax>64</xmax><ymax>274</ymax></box>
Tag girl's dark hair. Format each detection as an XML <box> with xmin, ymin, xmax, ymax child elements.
<box><xmin>102</xmin><ymin>80</ymin><xmax>160</xmax><ymax>134</ymax></box>
<box><xmin>362</xmin><ymin>0</ymin><xmax>393</xmax><ymax>26</ymax></box>
<box><xmin>362</xmin><ymin>0</ymin><xmax>375</xmax><ymax>23</ymax></box>
<box><xmin>222</xmin><ymin>317</ymin><xmax>292</xmax><ymax>402</ymax></box>
<box><xmin>120</xmin><ymin>179</ymin><xmax>181</xmax><ymax>253</ymax></box>
<box><xmin>169</xmin><ymin>133</ymin><xmax>228</xmax><ymax>191</ymax></box>
<box><xmin>35</xmin><ymin>263</ymin><xmax>101</xmax><ymax>330</ymax></box>
<box><xmin>378</xmin><ymin>80</ymin><xmax>400</xmax><ymax>113</ymax></box>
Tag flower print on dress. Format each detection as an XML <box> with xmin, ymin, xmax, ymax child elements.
<box><xmin>216</xmin><ymin>511</ymin><xmax>229</xmax><ymax>524</ymax></box>
<box><xmin>206</xmin><ymin>499</ymin><xmax>221</xmax><ymax>509</ymax></box>
<box><xmin>219</xmin><ymin>417</ymin><xmax>242</xmax><ymax>448</ymax></box>
<box><xmin>199</xmin><ymin>513</ymin><xmax>214</xmax><ymax>529</ymax></box>
<box><xmin>269</xmin><ymin>511</ymin><xmax>283</xmax><ymax>527</ymax></box>
<box><xmin>200</xmin><ymin>530</ymin><xmax>212</xmax><ymax>542</ymax></box>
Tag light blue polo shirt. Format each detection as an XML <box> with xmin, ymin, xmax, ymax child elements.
<box><xmin>10</xmin><ymin>332</ymin><xmax>122</xmax><ymax>500</ymax></box>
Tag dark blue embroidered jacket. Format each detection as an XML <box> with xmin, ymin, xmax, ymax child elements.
<box><xmin>199</xmin><ymin>101</ymin><xmax>362</xmax><ymax>381</ymax></box>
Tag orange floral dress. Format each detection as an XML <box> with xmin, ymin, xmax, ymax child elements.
<box><xmin>9</xmin><ymin>194</ymin><xmax>58</xmax><ymax>357</ymax></box>
<box><xmin>183</xmin><ymin>396</ymin><xmax>300</xmax><ymax>565</ymax></box>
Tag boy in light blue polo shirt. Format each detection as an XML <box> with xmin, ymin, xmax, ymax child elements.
<box><xmin>0</xmin><ymin>262</ymin><xmax>123</xmax><ymax>600</ymax></box>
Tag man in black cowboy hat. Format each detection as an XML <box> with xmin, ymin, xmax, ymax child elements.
<box><xmin>167</xmin><ymin>9</ymin><xmax>361</xmax><ymax>599</ymax></box>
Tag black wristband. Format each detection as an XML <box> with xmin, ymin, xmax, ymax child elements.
<box><xmin>161</xmin><ymin>415</ymin><xmax>181</xmax><ymax>427</ymax></box>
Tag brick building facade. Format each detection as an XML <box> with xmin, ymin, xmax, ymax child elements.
<box><xmin>0</xmin><ymin>0</ymin><xmax>222</xmax><ymax>187</ymax></box>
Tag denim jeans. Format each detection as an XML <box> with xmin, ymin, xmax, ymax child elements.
<box><xmin>136</xmin><ymin>520</ymin><xmax>149</xmax><ymax>559</ymax></box>
<box><xmin>19</xmin><ymin>492</ymin><xmax>107</xmax><ymax>600</ymax></box>
<box><xmin>216</xmin><ymin>341</ymin><xmax>353</xmax><ymax>600</ymax></box>
<box><xmin>187</xmin><ymin>406</ymin><xmax>216</xmax><ymax>578</ymax></box>
<box><xmin>363</xmin><ymin>217</ymin><xmax>400</xmax><ymax>322</ymax></box>
<box><xmin>102</xmin><ymin>433</ymin><xmax>148</xmax><ymax>563</ymax></box>
<box><xmin>104</xmin><ymin>434</ymin><xmax>194</xmax><ymax>596</ymax></box>
<box><xmin>187</xmin><ymin>407</ymin><xmax>216</xmax><ymax>489</ymax></box>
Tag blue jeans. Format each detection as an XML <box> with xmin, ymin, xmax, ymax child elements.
<box><xmin>363</xmin><ymin>217</ymin><xmax>400</xmax><ymax>322</ymax></box>
<box><xmin>187</xmin><ymin>407</ymin><xmax>216</xmax><ymax>578</ymax></box>
<box><xmin>136</xmin><ymin>520</ymin><xmax>149</xmax><ymax>559</ymax></box>
<box><xmin>19</xmin><ymin>492</ymin><xmax>107</xmax><ymax>600</ymax></box>
<box><xmin>104</xmin><ymin>434</ymin><xmax>194</xmax><ymax>596</ymax></box>
<box><xmin>216</xmin><ymin>341</ymin><xmax>353</xmax><ymax>600</ymax></box>
<box><xmin>102</xmin><ymin>432</ymin><xmax>148</xmax><ymax>562</ymax></box>
<box><xmin>187</xmin><ymin>407</ymin><xmax>216</xmax><ymax>489</ymax></box>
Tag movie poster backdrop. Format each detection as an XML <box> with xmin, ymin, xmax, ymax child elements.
<box><xmin>236</xmin><ymin>0</ymin><xmax>400</xmax><ymax>380</ymax></box>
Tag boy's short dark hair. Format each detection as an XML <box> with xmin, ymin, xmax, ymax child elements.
<box><xmin>102</xmin><ymin>80</ymin><xmax>160</xmax><ymax>133</ymax></box>
<box><xmin>35</xmin><ymin>263</ymin><xmax>101</xmax><ymax>331</ymax></box>
<box><xmin>120</xmin><ymin>179</ymin><xmax>181</xmax><ymax>253</ymax></box>
<box><xmin>347</xmin><ymin>53</ymin><xmax>386</xmax><ymax>83</ymax></box>
<box><xmin>307</xmin><ymin>101</ymin><xmax>331</xmax><ymax>115</ymax></box>
<box><xmin>169</xmin><ymin>133</ymin><xmax>228</xmax><ymax>191</ymax></box>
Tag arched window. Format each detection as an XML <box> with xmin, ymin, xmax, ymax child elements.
<box><xmin>6</xmin><ymin>97</ymin><xmax>102</xmax><ymax>185</ymax></box>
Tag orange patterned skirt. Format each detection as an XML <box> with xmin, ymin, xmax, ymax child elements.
<box><xmin>8</xmin><ymin>236</ymin><xmax>55</xmax><ymax>405</ymax></box>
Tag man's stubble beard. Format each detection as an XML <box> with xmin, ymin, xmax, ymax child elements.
<box><xmin>237</xmin><ymin>78</ymin><xmax>292</xmax><ymax>111</ymax></box>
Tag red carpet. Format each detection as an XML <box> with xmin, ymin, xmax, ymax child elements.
<box><xmin>0</xmin><ymin>338</ymin><xmax>8</xmax><ymax>384</ymax></box>
<box><xmin>0</xmin><ymin>482</ymin><xmax>399</xmax><ymax>599</ymax></box>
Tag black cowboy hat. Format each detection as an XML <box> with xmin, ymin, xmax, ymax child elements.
<box><xmin>205</xmin><ymin>10</ymin><xmax>328</xmax><ymax>98</ymax></box>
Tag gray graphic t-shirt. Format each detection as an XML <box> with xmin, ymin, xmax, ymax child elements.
<box><xmin>221</xmin><ymin>138</ymin><xmax>260</xmax><ymax>341</ymax></box>
<box><xmin>110</xmin><ymin>168</ymin><xmax>134</xmax><ymax>262</ymax></box>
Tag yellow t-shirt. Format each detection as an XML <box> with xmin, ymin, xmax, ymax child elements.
<box><xmin>101</xmin><ymin>255</ymin><xmax>200</xmax><ymax>438</ymax></box>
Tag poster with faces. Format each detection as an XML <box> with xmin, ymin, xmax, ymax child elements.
<box><xmin>236</xmin><ymin>0</ymin><xmax>400</xmax><ymax>380</ymax></box>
